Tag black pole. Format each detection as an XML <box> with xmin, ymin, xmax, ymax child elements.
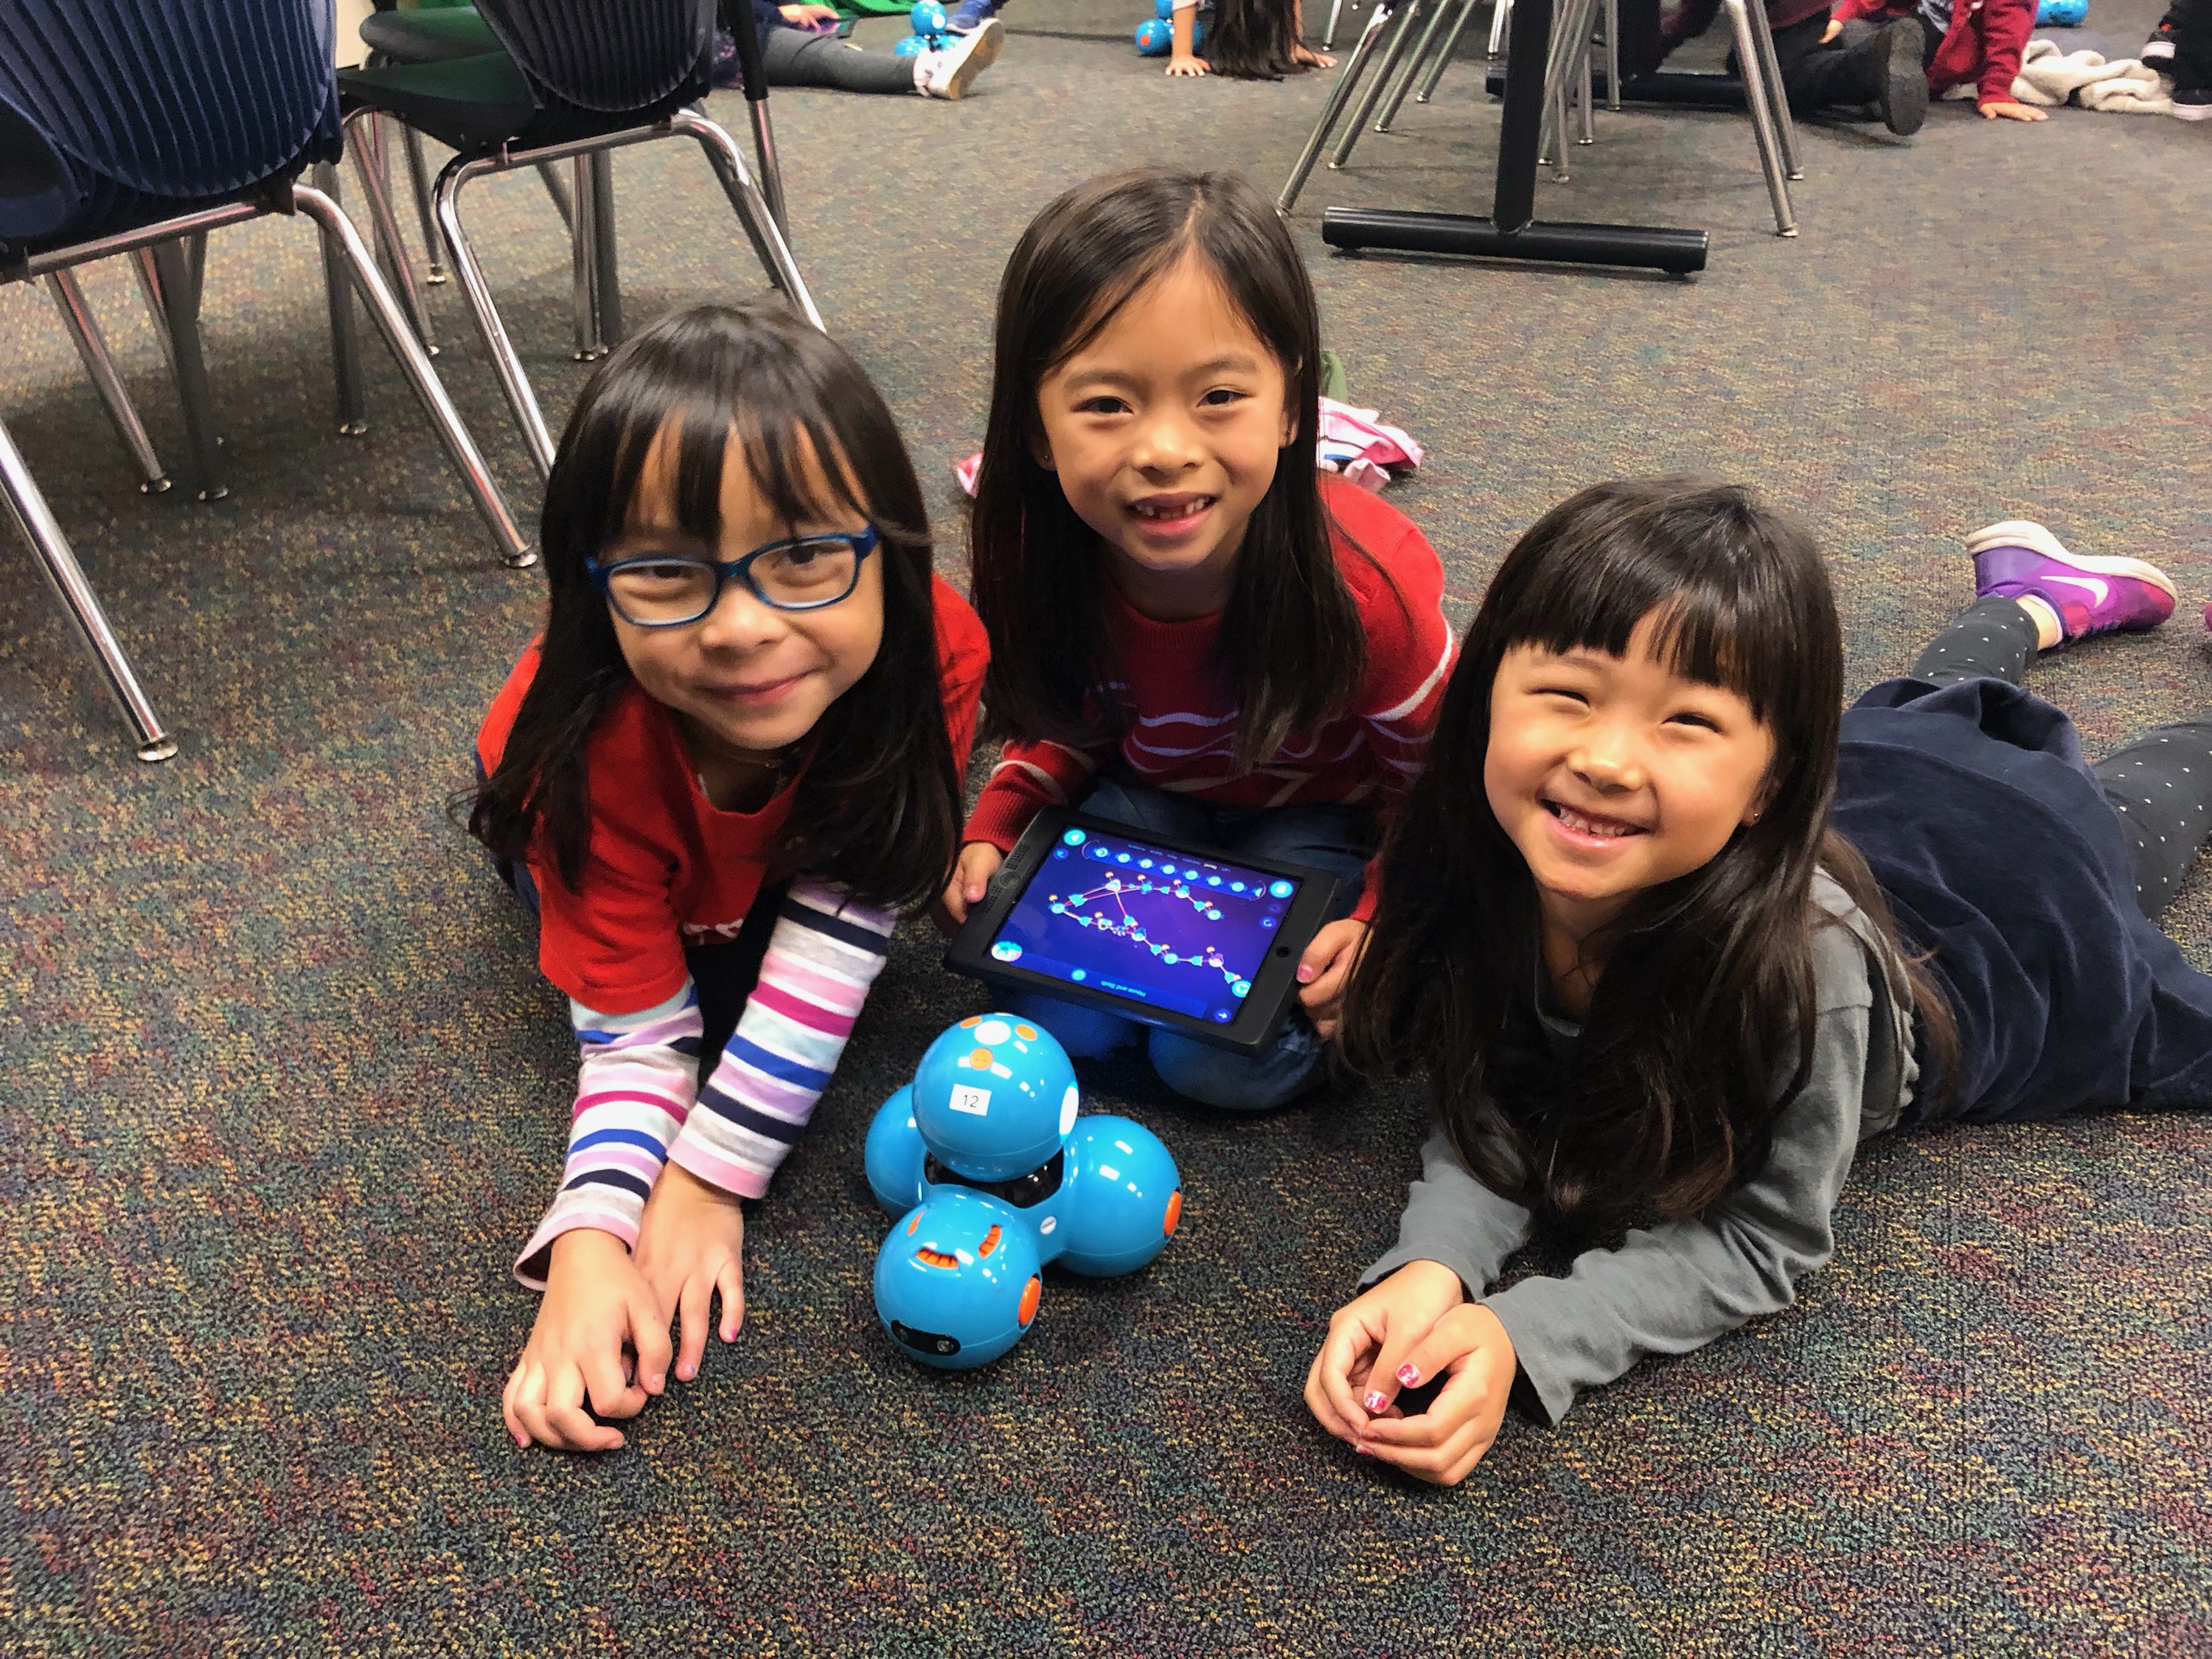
<box><xmin>1492</xmin><ymin>0</ymin><xmax>1556</xmax><ymax>231</ymax></box>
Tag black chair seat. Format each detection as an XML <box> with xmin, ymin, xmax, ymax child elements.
<box><xmin>358</xmin><ymin>7</ymin><xmax>502</xmax><ymax>65</ymax></box>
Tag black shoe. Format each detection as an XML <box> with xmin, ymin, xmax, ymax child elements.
<box><xmin>1876</xmin><ymin>16</ymin><xmax>1927</xmax><ymax>134</ymax></box>
<box><xmin>2142</xmin><ymin>21</ymin><xmax>2177</xmax><ymax>66</ymax></box>
<box><xmin>2174</xmin><ymin>86</ymin><xmax>2212</xmax><ymax>120</ymax></box>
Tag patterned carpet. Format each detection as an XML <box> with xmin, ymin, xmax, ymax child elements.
<box><xmin>3</xmin><ymin>1</ymin><xmax>2209</xmax><ymax>1652</ymax></box>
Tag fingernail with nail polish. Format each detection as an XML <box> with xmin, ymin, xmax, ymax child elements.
<box><xmin>1363</xmin><ymin>1390</ymin><xmax>1388</xmax><ymax>1412</ymax></box>
<box><xmin>1396</xmin><ymin>1363</ymin><xmax>1420</xmax><ymax>1386</ymax></box>
<box><xmin>1355</xmin><ymin>1444</ymin><xmax>1374</xmax><ymax>1456</ymax></box>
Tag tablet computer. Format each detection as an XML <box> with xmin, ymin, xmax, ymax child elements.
<box><xmin>943</xmin><ymin>807</ymin><xmax>1341</xmax><ymax>1058</ymax></box>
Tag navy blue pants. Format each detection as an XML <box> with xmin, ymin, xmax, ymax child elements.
<box><xmin>1838</xmin><ymin>677</ymin><xmax>2212</xmax><ymax>1126</ymax></box>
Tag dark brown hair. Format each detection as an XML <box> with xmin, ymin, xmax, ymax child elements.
<box><xmin>468</xmin><ymin>302</ymin><xmax>962</xmax><ymax>910</ymax></box>
<box><xmin>969</xmin><ymin>167</ymin><xmax>1367</xmax><ymax>773</ymax></box>
<box><xmin>1341</xmin><ymin>479</ymin><xmax>1955</xmax><ymax>1222</ymax></box>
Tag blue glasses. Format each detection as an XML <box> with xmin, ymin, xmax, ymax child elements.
<box><xmin>585</xmin><ymin>526</ymin><xmax>880</xmax><ymax>627</ymax></box>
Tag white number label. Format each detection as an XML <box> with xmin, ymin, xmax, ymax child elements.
<box><xmin>948</xmin><ymin>1084</ymin><xmax>992</xmax><ymax>1116</ymax></box>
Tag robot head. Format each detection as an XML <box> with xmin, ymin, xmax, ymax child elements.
<box><xmin>1056</xmin><ymin>1114</ymin><xmax>1182</xmax><ymax>1278</ymax></box>
<box><xmin>874</xmin><ymin>1189</ymin><xmax>1044</xmax><ymax>1369</ymax></box>
<box><xmin>910</xmin><ymin>1015</ymin><xmax>1079</xmax><ymax>1182</ymax></box>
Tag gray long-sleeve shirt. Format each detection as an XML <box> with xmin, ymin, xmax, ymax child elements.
<box><xmin>1359</xmin><ymin>875</ymin><xmax>1917</xmax><ymax>1427</ymax></box>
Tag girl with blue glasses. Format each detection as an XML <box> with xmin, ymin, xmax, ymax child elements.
<box><xmin>469</xmin><ymin>303</ymin><xmax>988</xmax><ymax>1452</ymax></box>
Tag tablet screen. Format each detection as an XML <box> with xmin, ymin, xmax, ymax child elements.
<box><xmin>984</xmin><ymin>825</ymin><xmax>1304</xmax><ymax>1027</ymax></box>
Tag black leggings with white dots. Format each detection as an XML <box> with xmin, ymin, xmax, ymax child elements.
<box><xmin>1909</xmin><ymin>598</ymin><xmax>2212</xmax><ymax>919</ymax></box>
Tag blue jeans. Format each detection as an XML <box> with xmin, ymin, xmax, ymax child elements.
<box><xmin>1010</xmin><ymin>776</ymin><xmax>1377</xmax><ymax>1112</ymax></box>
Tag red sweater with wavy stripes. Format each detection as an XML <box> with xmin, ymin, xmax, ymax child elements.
<box><xmin>963</xmin><ymin>481</ymin><xmax>1455</xmax><ymax>922</ymax></box>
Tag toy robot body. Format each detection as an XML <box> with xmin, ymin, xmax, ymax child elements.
<box><xmin>868</xmin><ymin>1015</ymin><xmax>1181</xmax><ymax>1368</ymax></box>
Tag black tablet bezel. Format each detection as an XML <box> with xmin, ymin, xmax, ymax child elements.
<box><xmin>943</xmin><ymin>806</ymin><xmax>1343</xmax><ymax>1057</ymax></box>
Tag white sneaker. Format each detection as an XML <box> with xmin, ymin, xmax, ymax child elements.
<box><xmin>918</xmin><ymin>17</ymin><xmax>1002</xmax><ymax>97</ymax></box>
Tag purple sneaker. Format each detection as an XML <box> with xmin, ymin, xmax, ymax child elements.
<box><xmin>1966</xmin><ymin>520</ymin><xmax>2175</xmax><ymax>643</ymax></box>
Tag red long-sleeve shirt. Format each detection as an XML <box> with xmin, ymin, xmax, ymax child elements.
<box><xmin>963</xmin><ymin>481</ymin><xmax>1455</xmax><ymax>922</ymax></box>
<box><xmin>1832</xmin><ymin>0</ymin><xmax>2034</xmax><ymax>105</ymax></box>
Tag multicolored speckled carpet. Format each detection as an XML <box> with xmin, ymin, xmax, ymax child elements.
<box><xmin>3</xmin><ymin>1</ymin><xmax>2209</xmax><ymax>1651</ymax></box>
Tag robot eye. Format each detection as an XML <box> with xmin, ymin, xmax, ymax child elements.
<box><xmin>914</xmin><ymin>1246</ymin><xmax>961</xmax><ymax>1269</ymax></box>
<box><xmin>978</xmin><ymin>1224</ymin><xmax>1004</xmax><ymax>1259</ymax></box>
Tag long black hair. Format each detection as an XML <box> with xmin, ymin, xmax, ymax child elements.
<box><xmin>969</xmin><ymin>167</ymin><xmax>1370</xmax><ymax>773</ymax></box>
<box><xmin>469</xmin><ymin>302</ymin><xmax>962</xmax><ymax>911</ymax></box>
<box><xmin>1203</xmin><ymin>0</ymin><xmax>1306</xmax><ymax>78</ymax></box>
<box><xmin>1341</xmin><ymin>479</ymin><xmax>1955</xmax><ymax>1223</ymax></box>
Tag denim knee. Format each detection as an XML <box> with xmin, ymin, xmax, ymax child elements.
<box><xmin>1148</xmin><ymin>1021</ymin><xmax>1324</xmax><ymax>1112</ymax></box>
<box><xmin>1009</xmin><ymin>992</ymin><xmax>1141</xmax><ymax>1060</ymax></box>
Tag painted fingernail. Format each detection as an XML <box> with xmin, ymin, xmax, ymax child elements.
<box><xmin>512</xmin><ymin>1431</ymin><xmax>529</xmax><ymax>1448</ymax></box>
<box><xmin>1296</xmin><ymin>964</ymin><xmax>1316</xmax><ymax>983</ymax></box>
<box><xmin>1355</xmin><ymin>1444</ymin><xmax>1374</xmax><ymax>1456</ymax></box>
<box><xmin>1363</xmin><ymin>1390</ymin><xmax>1388</xmax><ymax>1413</ymax></box>
<box><xmin>1396</xmin><ymin>1363</ymin><xmax>1421</xmax><ymax>1386</ymax></box>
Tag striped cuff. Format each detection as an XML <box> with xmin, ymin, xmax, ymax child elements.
<box><xmin>513</xmin><ymin>984</ymin><xmax>703</xmax><ymax>1291</ymax></box>
<box><xmin>667</xmin><ymin>880</ymin><xmax>895</xmax><ymax>1199</ymax></box>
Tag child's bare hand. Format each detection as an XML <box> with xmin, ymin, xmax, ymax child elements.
<box><xmin>633</xmin><ymin>1163</ymin><xmax>745</xmax><ymax>1384</ymax></box>
<box><xmin>936</xmin><ymin>841</ymin><xmax>1004</xmax><ymax>932</ymax></box>
<box><xmin>1354</xmin><ymin>1301</ymin><xmax>1517</xmax><ymax>1486</ymax></box>
<box><xmin>1166</xmin><ymin>51</ymin><xmax>1210</xmax><ymax>74</ymax></box>
<box><xmin>1305</xmin><ymin>1258</ymin><xmax>1466</xmax><ymax>1443</ymax></box>
<box><xmin>1978</xmin><ymin>99</ymin><xmax>2047</xmax><ymax>119</ymax></box>
<box><xmin>1295</xmin><ymin>917</ymin><xmax>1368</xmax><ymax>1040</ymax></box>
<box><xmin>1820</xmin><ymin>17</ymin><xmax>1842</xmax><ymax>39</ymax></box>
<box><xmin>504</xmin><ymin>1228</ymin><xmax>670</xmax><ymax>1453</ymax></box>
<box><xmin>1292</xmin><ymin>42</ymin><xmax>1336</xmax><ymax>66</ymax></box>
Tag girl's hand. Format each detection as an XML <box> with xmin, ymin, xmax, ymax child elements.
<box><xmin>1978</xmin><ymin>99</ymin><xmax>2048</xmax><ymax>120</ymax></box>
<box><xmin>504</xmin><ymin>1229</ymin><xmax>671</xmax><ymax>1453</ymax></box>
<box><xmin>1295</xmin><ymin>917</ymin><xmax>1368</xmax><ymax>1040</ymax></box>
<box><xmin>1166</xmin><ymin>51</ymin><xmax>1210</xmax><ymax>74</ymax></box>
<box><xmin>1305</xmin><ymin>1258</ymin><xmax>1465</xmax><ymax>1442</ymax></box>
<box><xmin>936</xmin><ymin>841</ymin><xmax>1004</xmax><ymax>931</ymax></box>
<box><xmin>1820</xmin><ymin>17</ymin><xmax>1842</xmax><ymax>40</ymax></box>
<box><xmin>633</xmin><ymin>1164</ymin><xmax>746</xmax><ymax>1385</ymax></box>
<box><xmin>1292</xmin><ymin>42</ymin><xmax>1337</xmax><ymax>67</ymax></box>
<box><xmin>779</xmin><ymin>3</ymin><xmax>839</xmax><ymax>20</ymax></box>
<box><xmin>1355</xmin><ymin>1301</ymin><xmax>1518</xmax><ymax>1486</ymax></box>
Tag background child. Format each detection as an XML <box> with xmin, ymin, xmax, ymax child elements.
<box><xmin>713</xmin><ymin>3</ymin><xmax>1005</xmax><ymax>100</ymax></box>
<box><xmin>470</xmin><ymin>303</ymin><xmax>987</xmax><ymax>1452</ymax></box>
<box><xmin>1163</xmin><ymin>0</ymin><xmax>1334</xmax><ymax>77</ymax></box>
<box><xmin>941</xmin><ymin>167</ymin><xmax>1454</xmax><ymax>1113</ymax></box>
<box><xmin>1307</xmin><ymin>480</ymin><xmax>2209</xmax><ymax>1486</ymax></box>
<box><xmin>1828</xmin><ymin>0</ymin><xmax>2042</xmax><ymax>119</ymax></box>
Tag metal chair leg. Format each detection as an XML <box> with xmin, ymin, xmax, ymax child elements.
<box><xmin>402</xmin><ymin>126</ymin><xmax>449</xmax><ymax>282</ymax></box>
<box><xmin>0</xmin><ymin>415</ymin><xmax>176</xmax><ymax>760</ymax></box>
<box><xmin>1330</xmin><ymin>0</ymin><xmax>1423</xmax><ymax>167</ymax></box>
<box><xmin>346</xmin><ymin>110</ymin><xmax>439</xmax><ymax>355</ymax></box>
<box><xmin>669</xmin><ymin>108</ymin><xmax>824</xmax><ymax>332</ymax></box>
<box><xmin>140</xmin><ymin>240</ymin><xmax>228</xmax><ymax>501</ymax></box>
<box><xmin>46</xmin><ymin>271</ymin><xmax>170</xmax><ymax>494</ymax></box>
<box><xmin>1537</xmin><ymin>0</ymin><xmax>1596</xmax><ymax>165</ymax></box>
<box><xmin>746</xmin><ymin>99</ymin><xmax>790</xmax><ymax>243</ymax></box>
<box><xmin>432</xmin><ymin>161</ymin><xmax>561</xmax><ymax>479</ymax></box>
<box><xmin>1744</xmin><ymin>0</ymin><xmax>1802</xmax><ymax>178</ymax></box>
<box><xmin>571</xmin><ymin>155</ymin><xmax>603</xmax><ymax>362</ymax></box>
<box><xmin>1719</xmin><ymin>0</ymin><xmax>1796</xmax><ymax>234</ymax></box>
<box><xmin>1489</xmin><ymin>0</ymin><xmax>1512</xmax><ymax>57</ymax></box>
<box><xmin>591</xmin><ymin>150</ymin><xmax>622</xmax><ymax>349</ymax></box>
<box><xmin>536</xmin><ymin>162</ymin><xmax>576</xmax><ymax>231</ymax></box>
<box><xmin>1416</xmin><ymin>0</ymin><xmax>1484</xmax><ymax>102</ymax></box>
<box><xmin>293</xmin><ymin>182</ymin><xmax>536</xmax><ymax>565</ymax></box>
<box><xmin>1604</xmin><ymin>0</ymin><xmax>1620</xmax><ymax>107</ymax></box>
<box><xmin>1377</xmin><ymin>0</ymin><xmax>1460</xmax><ymax>130</ymax></box>
<box><xmin>1324</xmin><ymin>0</ymin><xmax>1346</xmax><ymax>46</ymax></box>
<box><xmin>311</xmin><ymin>159</ymin><xmax>370</xmax><ymax>437</ymax></box>
<box><xmin>1280</xmin><ymin>2</ymin><xmax>1394</xmax><ymax>212</ymax></box>
<box><xmin>1578</xmin><ymin>32</ymin><xmax>1596</xmax><ymax>142</ymax></box>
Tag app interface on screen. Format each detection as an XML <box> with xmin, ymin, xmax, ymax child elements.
<box><xmin>988</xmin><ymin>827</ymin><xmax>1301</xmax><ymax>1025</ymax></box>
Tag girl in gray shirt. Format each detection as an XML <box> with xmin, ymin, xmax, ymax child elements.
<box><xmin>1305</xmin><ymin>481</ymin><xmax>2212</xmax><ymax>1486</ymax></box>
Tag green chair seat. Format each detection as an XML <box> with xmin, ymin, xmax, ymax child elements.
<box><xmin>358</xmin><ymin>6</ymin><xmax>501</xmax><ymax>64</ymax></box>
<box><xmin>336</xmin><ymin>52</ymin><xmax>535</xmax><ymax>153</ymax></box>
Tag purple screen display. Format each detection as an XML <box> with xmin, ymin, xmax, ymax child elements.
<box><xmin>987</xmin><ymin>826</ymin><xmax>1301</xmax><ymax>1026</ymax></box>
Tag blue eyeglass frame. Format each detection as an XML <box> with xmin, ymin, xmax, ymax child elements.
<box><xmin>585</xmin><ymin>526</ymin><xmax>882</xmax><ymax>627</ymax></box>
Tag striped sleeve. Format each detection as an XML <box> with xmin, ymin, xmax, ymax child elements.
<box><xmin>513</xmin><ymin>983</ymin><xmax>703</xmax><ymax>1291</ymax></box>
<box><xmin>962</xmin><ymin>736</ymin><xmax>1109</xmax><ymax>851</ymax></box>
<box><xmin>664</xmin><ymin>879</ymin><xmax>895</xmax><ymax>1198</ymax></box>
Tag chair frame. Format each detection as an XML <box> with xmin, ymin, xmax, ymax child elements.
<box><xmin>3</xmin><ymin>175</ymin><xmax>535</xmax><ymax>761</ymax></box>
<box><xmin>344</xmin><ymin>103</ymin><xmax>817</xmax><ymax>481</ymax></box>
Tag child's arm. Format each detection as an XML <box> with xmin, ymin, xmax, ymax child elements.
<box><xmin>1166</xmin><ymin>0</ymin><xmax>1208</xmax><ymax>74</ymax></box>
<box><xmin>1974</xmin><ymin>0</ymin><xmax>2045</xmax><ymax>117</ymax></box>
<box><xmin>942</xmin><ymin>735</ymin><xmax>1111</xmax><ymax>924</ymax></box>
<box><xmin>641</xmin><ymin>882</ymin><xmax>897</xmax><ymax>1374</ymax></box>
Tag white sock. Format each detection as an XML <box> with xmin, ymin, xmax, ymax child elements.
<box><xmin>2016</xmin><ymin>593</ymin><xmax>2064</xmax><ymax>650</ymax></box>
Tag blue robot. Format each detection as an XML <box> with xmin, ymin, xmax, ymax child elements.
<box><xmin>894</xmin><ymin>0</ymin><xmax>955</xmax><ymax>56</ymax></box>
<box><xmin>1135</xmin><ymin>0</ymin><xmax>1211</xmax><ymax>55</ymax></box>
<box><xmin>2035</xmin><ymin>0</ymin><xmax>2086</xmax><ymax>23</ymax></box>
<box><xmin>866</xmin><ymin>1015</ymin><xmax>1183</xmax><ymax>1368</ymax></box>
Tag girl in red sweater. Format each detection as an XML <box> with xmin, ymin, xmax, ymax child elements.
<box><xmin>942</xmin><ymin>167</ymin><xmax>1456</xmax><ymax>1112</ymax></box>
<box><xmin>1828</xmin><ymin>0</ymin><xmax>2044</xmax><ymax>119</ymax></box>
<box><xmin>471</xmin><ymin>305</ymin><xmax>987</xmax><ymax>1450</ymax></box>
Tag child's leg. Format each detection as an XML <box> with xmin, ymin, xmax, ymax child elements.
<box><xmin>762</xmin><ymin>29</ymin><xmax>920</xmax><ymax>94</ymax></box>
<box><xmin>1907</xmin><ymin>597</ymin><xmax>2041</xmax><ymax>687</ymax></box>
<box><xmin>2090</xmin><ymin>723</ymin><xmax>2212</xmax><ymax>919</ymax></box>
<box><xmin>1145</xmin><ymin>803</ymin><xmax>1377</xmax><ymax>1112</ymax></box>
